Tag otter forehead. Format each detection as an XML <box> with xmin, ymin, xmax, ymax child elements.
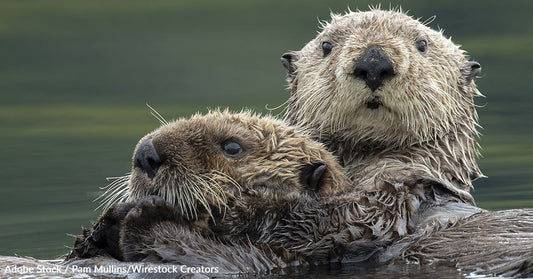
<box><xmin>326</xmin><ymin>10</ymin><xmax>432</xmax><ymax>37</ymax></box>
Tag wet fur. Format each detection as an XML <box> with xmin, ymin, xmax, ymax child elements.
<box><xmin>390</xmin><ymin>209</ymin><xmax>533</xmax><ymax>278</ymax></box>
<box><xmin>67</xmin><ymin>111</ymin><xmax>450</xmax><ymax>266</ymax></box>
<box><xmin>281</xmin><ymin>8</ymin><xmax>533</xmax><ymax>278</ymax></box>
<box><xmin>283</xmin><ymin>8</ymin><xmax>483</xmax><ymax>204</ymax></box>
<box><xmin>67</xmin><ymin>110</ymin><xmax>533</xmax><ymax>278</ymax></box>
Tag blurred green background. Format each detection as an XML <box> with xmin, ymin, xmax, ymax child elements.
<box><xmin>0</xmin><ymin>0</ymin><xmax>531</xmax><ymax>259</ymax></box>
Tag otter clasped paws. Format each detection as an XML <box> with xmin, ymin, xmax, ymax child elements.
<box><xmin>67</xmin><ymin>201</ymin><xmax>137</xmax><ymax>260</ymax></box>
<box><xmin>68</xmin><ymin>196</ymin><xmax>181</xmax><ymax>262</ymax></box>
<box><xmin>119</xmin><ymin>196</ymin><xmax>185</xmax><ymax>262</ymax></box>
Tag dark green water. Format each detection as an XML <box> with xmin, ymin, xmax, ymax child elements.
<box><xmin>0</xmin><ymin>0</ymin><xmax>532</xmax><ymax>269</ymax></box>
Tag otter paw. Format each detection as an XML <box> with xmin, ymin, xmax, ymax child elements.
<box><xmin>120</xmin><ymin>196</ymin><xmax>182</xmax><ymax>261</ymax></box>
<box><xmin>123</xmin><ymin>196</ymin><xmax>180</xmax><ymax>227</ymax></box>
<box><xmin>67</xmin><ymin>202</ymin><xmax>137</xmax><ymax>260</ymax></box>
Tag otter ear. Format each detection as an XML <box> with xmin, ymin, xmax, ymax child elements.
<box><xmin>300</xmin><ymin>161</ymin><xmax>327</xmax><ymax>192</ymax></box>
<box><xmin>464</xmin><ymin>61</ymin><xmax>481</xmax><ymax>83</ymax></box>
<box><xmin>281</xmin><ymin>52</ymin><xmax>298</xmax><ymax>77</ymax></box>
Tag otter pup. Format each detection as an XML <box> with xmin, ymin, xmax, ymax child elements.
<box><xmin>68</xmin><ymin>111</ymin><xmax>532</xmax><ymax>277</ymax></box>
<box><xmin>281</xmin><ymin>9</ymin><xmax>482</xmax><ymax>216</ymax></box>
<box><xmin>68</xmin><ymin>111</ymin><xmax>436</xmax><ymax>271</ymax></box>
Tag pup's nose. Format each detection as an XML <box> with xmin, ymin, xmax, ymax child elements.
<box><xmin>353</xmin><ymin>46</ymin><xmax>395</xmax><ymax>91</ymax></box>
<box><xmin>134</xmin><ymin>139</ymin><xmax>161</xmax><ymax>179</ymax></box>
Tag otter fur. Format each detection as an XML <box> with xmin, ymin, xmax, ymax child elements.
<box><xmin>281</xmin><ymin>8</ymin><xmax>483</xmax><ymax>210</ymax></box>
<box><xmin>68</xmin><ymin>111</ymin><xmax>445</xmax><ymax>270</ymax></box>
<box><xmin>279</xmin><ymin>8</ymin><xmax>533</xmax><ymax>278</ymax></box>
<box><xmin>67</xmin><ymin>111</ymin><xmax>533</xmax><ymax>277</ymax></box>
<box><xmin>398</xmin><ymin>209</ymin><xmax>533</xmax><ymax>278</ymax></box>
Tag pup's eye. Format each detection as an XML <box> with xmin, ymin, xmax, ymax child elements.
<box><xmin>416</xmin><ymin>40</ymin><xmax>427</xmax><ymax>53</ymax></box>
<box><xmin>222</xmin><ymin>141</ymin><xmax>242</xmax><ymax>157</ymax></box>
<box><xmin>322</xmin><ymin>42</ymin><xmax>333</xmax><ymax>57</ymax></box>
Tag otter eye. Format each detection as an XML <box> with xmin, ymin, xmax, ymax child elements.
<box><xmin>416</xmin><ymin>40</ymin><xmax>427</xmax><ymax>53</ymax></box>
<box><xmin>322</xmin><ymin>42</ymin><xmax>333</xmax><ymax>57</ymax></box>
<box><xmin>222</xmin><ymin>141</ymin><xmax>242</xmax><ymax>157</ymax></box>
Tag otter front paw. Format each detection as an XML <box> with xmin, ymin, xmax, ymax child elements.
<box><xmin>67</xmin><ymin>202</ymin><xmax>137</xmax><ymax>260</ymax></box>
<box><xmin>119</xmin><ymin>196</ymin><xmax>182</xmax><ymax>261</ymax></box>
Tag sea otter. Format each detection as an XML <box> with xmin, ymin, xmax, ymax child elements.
<box><xmin>279</xmin><ymin>8</ymin><xmax>533</xmax><ymax>278</ymax></box>
<box><xmin>67</xmin><ymin>111</ymin><xmax>439</xmax><ymax>271</ymax></box>
<box><xmin>67</xmin><ymin>111</ymin><xmax>533</xmax><ymax>278</ymax></box>
<box><xmin>280</xmin><ymin>7</ymin><xmax>485</xmax><ymax>236</ymax></box>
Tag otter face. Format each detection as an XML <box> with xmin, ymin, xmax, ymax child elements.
<box><xmin>282</xmin><ymin>9</ymin><xmax>482</xmax><ymax>148</ymax></box>
<box><xmin>124</xmin><ymin>111</ymin><xmax>349</xmax><ymax>224</ymax></box>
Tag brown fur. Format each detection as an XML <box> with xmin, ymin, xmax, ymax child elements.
<box><xmin>128</xmin><ymin>110</ymin><xmax>351</xmax><ymax>206</ymax></box>
<box><xmin>282</xmin><ymin>8</ymin><xmax>483</xmax><ymax>204</ymax></box>
<box><xmin>280</xmin><ymin>8</ymin><xmax>533</xmax><ymax>278</ymax></box>
<box><xmin>68</xmin><ymin>111</ymin><xmax>438</xmax><ymax>267</ymax></box>
<box><xmin>67</xmin><ymin>111</ymin><xmax>533</xmax><ymax>278</ymax></box>
<box><xmin>115</xmin><ymin>110</ymin><xmax>423</xmax><ymax>263</ymax></box>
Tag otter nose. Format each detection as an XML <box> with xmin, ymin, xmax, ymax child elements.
<box><xmin>353</xmin><ymin>46</ymin><xmax>395</xmax><ymax>91</ymax></box>
<box><xmin>134</xmin><ymin>139</ymin><xmax>161</xmax><ymax>179</ymax></box>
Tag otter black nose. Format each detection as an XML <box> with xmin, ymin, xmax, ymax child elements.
<box><xmin>134</xmin><ymin>139</ymin><xmax>161</xmax><ymax>179</ymax></box>
<box><xmin>353</xmin><ymin>46</ymin><xmax>395</xmax><ymax>91</ymax></box>
<box><xmin>281</xmin><ymin>52</ymin><xmax>298</xmax><ymax>75</ymax></box>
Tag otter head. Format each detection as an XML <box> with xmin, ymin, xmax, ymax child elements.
<box><xmin>125</xmin><ymin>110</ymin><xmax>350</xmax><ymax>228</ymax></box>
<box><xmin>282</xmin><ymin>9</ymin><xmax>482</xmax><ymax>150</ymax></box>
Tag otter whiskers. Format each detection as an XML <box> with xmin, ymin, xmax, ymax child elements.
<box><xmin>146</xmin><ymin>103</ymin><xmax>168</xmax><ymax>126</ymax></box>
<box><xmin>95</xmin><ymin>174</ymin><xmax>130</xmax><ymax>211</ymax></box>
